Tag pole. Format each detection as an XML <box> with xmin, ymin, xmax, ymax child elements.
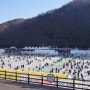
<box><xmin>5</xmin><ymin>70</ymin><xmax>6</xmax><ymax>80</ymax></box>
<box><xmin>28</xmin><ymin>73</ymin><xmax>29</xmax><ymax>83</ymax></box>
<box><xmin>16</xmin><ymin>71</ymin><xmax>17</xmax><ymax>81</ymax></box>
<box><xmin>73</xmin><ymin>78</ymin><xmax>75</xmax><ymax>90</ymax></box>
<box><xmin>56</xmin><ymin>76</ymin><xmax>58</xmax><ymax>87</ymax></box>
<box><xmin>41</xmin><ymin>74</ymin><xmax>43</xmax><ymax>86</ymax></box>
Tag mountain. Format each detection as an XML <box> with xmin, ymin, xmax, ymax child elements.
<box><xmin>0</xmin><ymin>0</ymin><xmax>90</xmax><ymax>48</ymax></box>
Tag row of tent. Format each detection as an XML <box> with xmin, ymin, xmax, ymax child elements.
<box><xmin>21</xmin><ymin>49</ymin><xmax>59</xmax><ymax>56</ymax></box>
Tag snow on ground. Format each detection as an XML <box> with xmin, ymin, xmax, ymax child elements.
<box><xmin>0</xmin><ymin>54</ymin><xmax>90</xmax><ymax>80</ymax></box>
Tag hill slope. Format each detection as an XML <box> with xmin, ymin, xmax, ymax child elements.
<box><xmin>0</xmin><ymin>0</ymin><xmax>90</xmax><ymax>48</ymax></box>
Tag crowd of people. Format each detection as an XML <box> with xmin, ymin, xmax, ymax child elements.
<box><xmin>0</xmin><ymin>54</ymin><xmax>90</xmax><ymax>80</ymax></box>
<box><xmin>0</xmin><ymin>55</ymin><xmax>62</xmax><ymax>71</ymax></box>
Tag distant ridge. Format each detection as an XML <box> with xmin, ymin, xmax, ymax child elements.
<box><xmin>0</xmin><ymin>0</ymin><xmax>90</xmax><ymax>48</ymax></box>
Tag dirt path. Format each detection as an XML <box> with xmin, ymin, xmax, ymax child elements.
<box><xmin>0</xmin><ymin>80</ymin><xmax>72</xmax><ymax>90</ymax></box>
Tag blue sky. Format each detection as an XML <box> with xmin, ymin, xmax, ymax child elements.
<box><xmin>0</xmin><ymin>0</ymin><xmax>73</xmax><ymax>24</ymax></box>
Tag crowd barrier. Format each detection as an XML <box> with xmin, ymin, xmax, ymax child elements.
<box><xmin>0</xmin><ymin>68</ymin><xmax>68</xmax><ymax>80</ymax></box>
<box><xmin>0</xmin><ymin>68</ymin><xmax>90</xmax><ymax>90</ymax></box>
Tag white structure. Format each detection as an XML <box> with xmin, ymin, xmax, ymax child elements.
<box><xmin>70</xmin><ymin>49</ymin><xmax>90</xmax><ymax>56</ymax></box>
<box><xmin>22</xmin><ymin>46</ymin><xmax>51</xmax><ymax>50</ymax></box>
<box><xmin>32</xmin><ymin>50</ymin><xmax>58</xmax><ymax>56</ymax></box>
<box><xmin>21</xmin><ymin>46</ymin><xmax>59</xmax><ymax>56</ymax></box>
<box><xmin>0</xmin><ymin>49</ymin><xmax>5</xmax><ymax>54</ymax></box>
